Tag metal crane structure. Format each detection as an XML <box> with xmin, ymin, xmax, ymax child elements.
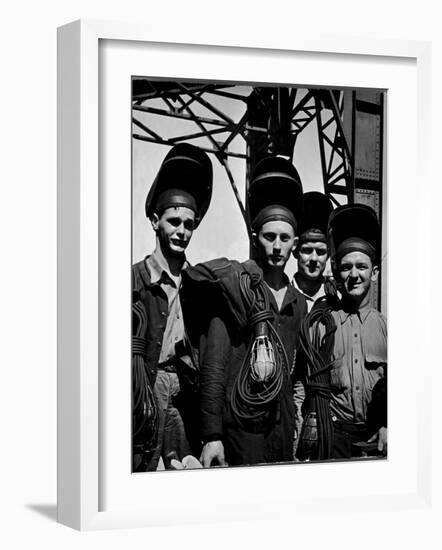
<box><xmin>132</xmin><ymin>79</ymin><xmax>383</xmax><ymax>226</ymax></box>
<box><xmin>132</xmin><ymin>79</ymin><xmax>385</xmax><ymax>306</ymax></box>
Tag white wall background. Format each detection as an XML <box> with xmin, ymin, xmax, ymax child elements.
<box><xmin>1</xmin><ymin>1</ymin><xmax>441</xmax><ymax>548</ymax></box>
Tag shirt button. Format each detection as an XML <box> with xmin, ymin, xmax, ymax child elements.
<box><xmin>355</xmin><ymin>385</ymin><xmax>360</xmax><ymax>391</ymax></box>
<box><xmin>354</xmin><ymin>333</ymin><xmax>358</xmax><ymax>338</ymax></box>
<box><xmin>354</xmin><ymin>358</ymin><xmax>358</xmax><ymax>364</ymax></box>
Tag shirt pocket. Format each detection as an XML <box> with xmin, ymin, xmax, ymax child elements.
<box><xmin>329</xmin><ymin>356</ymin><xmax>351</xmax><ymax>393</ymax></box>
<box><xmin>364</xmin><ymin>349</ymin><xmax>387</xmax><ymax>372</ymax></box>
<box><xmin>362</xmin><ymin>323</ymin><xmax>387</xmax><ymax>371</ymax></box>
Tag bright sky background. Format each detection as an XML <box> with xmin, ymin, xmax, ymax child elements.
<box><xmin>133</xmin><ymin>86</ymin><xmax>333</xmax><ymax>279</ymax></box>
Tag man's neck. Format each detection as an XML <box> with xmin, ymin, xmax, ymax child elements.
<box><xmin>342</xmin><ymin>293</ymin><xmax>370</xmax><ymax>312</ymax></box>
<box><xmin>294</xmin><ymin>272</ymin><xmax>323</xmax><ymax>297</ymax></box>
<box><xmin>153</xmin><ymin>243</ymin><xmax>185</xmax><ymax>277</ymax></box>
<box><xmin>261</xmin><ymin>265</ymin><xmax>287</xmax><ymax>291</ymax></box>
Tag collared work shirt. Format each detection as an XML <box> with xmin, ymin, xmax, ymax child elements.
<box><xmin>292</xmin><ymin>275</ymin><xmax>326</xmax><ymax>313</ymax></box>
<box><xmin>327</xmin><ymin>306</ymin><xmax>387</xmax><ymax>423</ymax></box>
<box><xmin>200</xmin><ymin>278</ymin><xmax>307</xmax><ymax>461</ymax></box>
<box><xmin>145</xmin><ymin>252</ymin><xmax>187</xmax><ymax>364</ymax></box>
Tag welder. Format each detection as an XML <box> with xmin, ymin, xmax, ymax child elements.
<box><xmin>292</xmin><ymin>191</ymin><xmax>335</xmax><ymax>312</ymax></box>
<box><xmin>184</xmin><ymin>156</ymin><xmax>307</xmax><ymax>467</ymax></box>
<box><xmin>298</xmin><ymin>204</ymin><xmax>387</xmax><ymax>460</ymax></box>
<box><xmin>132</xmin><ymin>143</ymin><xmax>213</xmax><ymax>471</ymax></box>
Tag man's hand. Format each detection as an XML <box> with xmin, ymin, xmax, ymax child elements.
<box><xmin>200</xmin><ymin>440</ymin><xmax>227</xmax><ymax>468</ymax></box>
<box><xmin>368</xmin><ymin>426</ymin><xmax>388</xmax><ymax>455</ymax></box>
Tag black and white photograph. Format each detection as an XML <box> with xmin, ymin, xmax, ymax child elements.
<box><xmin>3</xmin><ymin>0</ymin><xmax>440</xmax><ymax>542</ymax></box>
<box><xmin>131</xmin><ymin>79</ymin><xmax>387</xmax><ymax>472</ymax></box>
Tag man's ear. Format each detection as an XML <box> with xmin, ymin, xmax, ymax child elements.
<box><xmin>371</xmin><ymin>264</ymin><xmax>380</xmax><ymax>282</ymax></box>
<box><xmin>251</xmin><ymin>231</ymin><xmax>258</xmax><ymax>249</ymax></box>
<box><xmin>292</xmin><ymin>237</ymin><xmax>299</xmax><ymax>256</ymax></box>
<box><xmin>150</xmin><ymin>213</ymin><xmax>160</xmax><ymax>232</ymax></box>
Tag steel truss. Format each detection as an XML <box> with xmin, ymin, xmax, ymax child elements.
<box><xmin>132</xmin><ymin>79</ymin><xmax>355</xmax><ymax>235</ymax></box>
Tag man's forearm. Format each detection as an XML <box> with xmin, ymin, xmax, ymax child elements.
<box><xmin>200</xmin><ymin>316</ymin><xmax>229</xmax><ymax>441</ymax></box>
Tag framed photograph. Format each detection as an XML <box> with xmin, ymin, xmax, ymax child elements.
<box><xmin>131</xmin><ymin>78</ymin><xmax>387</xmax><ymax>473</ymax></box>
<box><xmin>57</xmin><ymin>19</ymin><xmax>432</xmax><ymax>530</ymax></box>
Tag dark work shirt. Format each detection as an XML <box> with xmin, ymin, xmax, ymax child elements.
<box><xmin>200</xmin><ymin>281</ymin><xmax>307</xmax><ymax>443</ymax></box>
<box><xmin>132</xmin><ymin>256</ymin><xmax>196</xmax><ymax>382</ymax></box>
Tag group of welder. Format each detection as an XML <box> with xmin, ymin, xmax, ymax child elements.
<box><xmin>132</xmin><ymin>143</ymin><xmax>387</xmax><ymax>472</ymax></box>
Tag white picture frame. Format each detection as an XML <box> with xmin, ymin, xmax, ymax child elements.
<box><xmin>57</xmin><ymin>19</ymin><xmax>432</xmax><ymax>531</ymax></box>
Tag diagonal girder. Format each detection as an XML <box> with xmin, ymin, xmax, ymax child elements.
<box><xmin>315</xmin><ymin>90</ymin><xmax>353</xmax><ymax>203</ymax></box>
<box><xmin>132</xmin><ymin>80</ymin><xmax>356</xmax><ymax>232</ymax></box>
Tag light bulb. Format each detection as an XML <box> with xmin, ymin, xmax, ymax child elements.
<box><xmin>251</xmin><ymin>335</ymin><xmax>276</xmax><ymax>382</ymax></box>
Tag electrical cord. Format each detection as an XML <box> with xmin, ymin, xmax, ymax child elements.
<box><xmin>132</xmin><ymin>297</ymin><xmax>158</xmax><ymax>469</ymax></box>
<box><xmin>230</xmin><ymin>271</ymin><xmax>290</xmax><ymax>429</ymax></box>
<box><xmin>297</xmin><ymin>298</ymin><xmax>337</xmax><ymax>460</ymax></box>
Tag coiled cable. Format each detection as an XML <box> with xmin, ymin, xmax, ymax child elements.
<box><xmin>132</xmin><ymin>296</ymin><xmax>159</xmax><ymax>469</ymax></box>
<box><xmin>230</xmin><ymin>271</ymin><xmax>290</xmax><ymax>430</ymax></box>
<box><xmin>297</xmin><ymin>298</ymin><xmax>337</xmax><ymax>460</ymax></box>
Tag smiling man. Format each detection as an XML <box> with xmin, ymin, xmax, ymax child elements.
<box><xmin>132</xmin><ymin>143</ymin><xmax>213</xmax><ymax>471</ymax></box>
<box><xmin>292</xmin><ymin>192</ymin><xmax>334</xmax><ymax>312</ymax></box>
<box><xmin>323</xmin><ymin>204</ymin><xmax>387</xmax><ymax>459</ymax></box>
<box><xmin>192</xmin><ymin>156</ymin><xmax>307</xmax><ymax>467</ymax></box>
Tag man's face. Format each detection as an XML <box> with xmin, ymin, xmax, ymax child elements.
<box><xmin>337</xmin><ymin>250</ymin><xmax>379</xmax><ymax>304</ymax></box>
<box><xmin>254</xmin><ymin>220</ymin><xmax>298</xmax><ymax>269</ymax></box>
<box><xmin>152</xmin><ymin>206</ymin><xmax>196</xmax><ymax>257</ymax></box>
<box><xmin>296</xmin><ymin>241</ymin><xmax>328</xmax><ymax>281</ymax></box>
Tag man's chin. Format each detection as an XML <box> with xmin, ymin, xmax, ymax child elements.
<box><xmin>347</xmin><ymin>286</ymin><xmax>364</xmax><ymax>295</ymax></box>
<box><xmin>168</xmin><ymin>246</ymin><xmax>187</xmax><ymax>257</ymax></box>
<box><xmin>343</xmin><ymin>288</ymin><xmax>370</xmax><ymax>305</ymax></box>
<box><xmin>268</xmin><ymin>259</ymin><xmax>286</xmax><ymax>267</ymax></box>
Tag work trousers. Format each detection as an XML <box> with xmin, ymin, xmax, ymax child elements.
<box><xmin>331</xmin><ymin>419</ymin><xmax>369</xmax><ymax>459</ymax></box>
<box><xmin>147</xmin><ymin>370</ymin><xmax>191</xmax><ymax>470</ymax></box>
<box><xmin>223</xmin><ymin>397</ymin><xmax>296</xmax><ymax>466</ymax></box>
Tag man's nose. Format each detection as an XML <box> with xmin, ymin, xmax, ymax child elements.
<box><xmin>310</xmin><ymin>250</ymin><xmax>318</xmax><ymax>261</ymax></box>
<box><xmin>349</xmin><ymin>266</ymin><xmax>358</xmax><ymax>278</ymax></box>
<box><xmin>176</xmin><ymin>223</ymin><xmax>185</xmax><ymax>236</ymax></box>
<box><xmin>273</xmin><ymin>238</ymin><xmax>282</xmax><ymax>251</ymax></box>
